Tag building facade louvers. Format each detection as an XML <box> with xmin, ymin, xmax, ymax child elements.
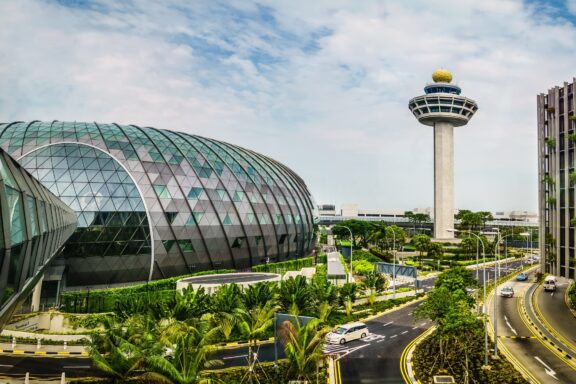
<box><xmin>0</xmin><ymin>121</ymin><xmax>316</xmax><ymax>286</ymax></box>
<box><xmin>0</xmin><ymin>147</ymin><xmax>77</xmax><ymax>326</ymax></box>
<box><xmin>538</xmin><ymin>78</ymin><xmax>576</xmax><ymax>279</ymax></box>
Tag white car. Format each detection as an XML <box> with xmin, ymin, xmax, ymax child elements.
<box><xmin>326</xmin><ymin>322</ymin><xmax>369</xmax><ymax>345</ymax></box>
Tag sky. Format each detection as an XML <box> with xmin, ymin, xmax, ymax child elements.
<box><xmin>1</xmin><ymin>0</ymin><xmax>575</xmax><ymax>213</ymax></box>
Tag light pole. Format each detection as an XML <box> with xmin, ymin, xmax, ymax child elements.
<box><xmin>334</xmin><ymin>225</ymin><xmax>353</xmax><ymax>283</ymax></box>
<box><xmin>390</xmin><ymin>228</ymin><xmax>397</xmax><ymax>298</ymax></box>
<box><xmin>491</xmin><ymin>231</ymin><xmax>529</xmax><ymax>358</ymax></box>
<box><xmin>448</xmin><ymin>228</ymin><xmax>488</xmax><ymax>366</ymax></box>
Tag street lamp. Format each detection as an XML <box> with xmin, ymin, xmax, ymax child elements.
<box><xmin>390</xmin><ymin>228</ymin><xmax>397</xmax><ymax>298</ymax></box>
<box><xmin>491</xmin><ymin>231</ymin><xmax>529</xmax><ymax>358</ymax></box>
<box><xmin>448</xmin><ymin>228</ymin><xmax>488</xmax><ymax>367</ymax></box>
<box><xmin>333</xmin><ymin>225</ymin><xmax>353</xmax><ymax>283</ymax></box>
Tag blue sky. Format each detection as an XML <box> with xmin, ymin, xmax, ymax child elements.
<box><xmin>1</xmin><ymin>0</ymin><xmax>576</xmax><ymax>213</ymax></box>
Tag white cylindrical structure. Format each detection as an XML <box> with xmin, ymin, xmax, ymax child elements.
<box><xmin>434</xmin><ymin>121</ymin><xmax>454</xmax><ymax>240</ymax></box>
<box><xmin>408</xmin><ymin>69</ymin><xmax>478</xmax><ymax>241</ymax></box>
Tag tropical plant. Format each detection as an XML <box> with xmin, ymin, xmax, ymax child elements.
<box><xmin>278</xmin><ymin>318</ymin><xmax>330</xmax><ymax>382</ymax></box>
<box><xmin>279</xmin><ymin>276</ymin><xmax>312</xmax><ymax>315</ymax></box>
<box><xmin>362</xmin><ymin>273</ymin><xmax>388</xmax><ymax>305</ymax></box>
<box><xmin>241</xmin><ymin>282</ymin><xmax>277</xmax><ymax>311</ymax></box>
<box><xmin>236</xmin><ymin>301</ymin><xmax>279</xmax><ymax>377</ymax></box>
<box><xmin>147</xmin><ymin>319</ymin><xmax>223</xmax><ymax>384</ymax></box>
<box><xmin>338</xmin><ymin>283</ymin><xmax>358</xmax><ymax>317</ymax></box>
<box><xmin>89</xmin><ymin>315</ymin><xmax>146</xmax><ymax>383</ymax></box>
<box><xmin>426</xmin><ymin>242</ymin><xmax>444</xmax><ymax>260</ymax></box>
<box><xmin>412</xmin><ymin>234</ymin><xmax>431</xmax><ymax>258</ymax></box>
<box><xmin>169</xmin><ymin>286</ymin><xmax>211</xmax><ymax>321</ymax></box>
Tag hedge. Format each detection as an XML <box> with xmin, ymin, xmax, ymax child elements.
<box><xmin>252</xmin><ymin>256</ymin><xmax>315</xmax><ymax>273</ymax></box>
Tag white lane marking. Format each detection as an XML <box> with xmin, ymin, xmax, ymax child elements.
<box><xmin>222</xmin><ymin>354</ymin><xmax>248</xmax><ymax>360</ymax></box>
<box><xmin>0</xmin><ymin>364</ymin><xmax>14</xmax><ymax>367</ymax></box>
<box><xmin>534</xmin><ymin>356</ymin><xmax>558</xmax><ymax>380</ymax></box>
<box><xmin>361</xmin><ymin>333</ymin><xmax>386</xmax><ymax>342</ymax></box>
<box><xmin>551</xmin><ymin>292</ymin><xmax>555</xmax><ymax>297</ymax></box>
<box><xmin>376</xmin><ymin>336</ymin><xmax>387</xmax><ymax>343</ymax></box>
<box><xmin>401</xmin><ymin>331</ymin><xmax>408</xmax><ymax>335</ymax></box>
<box><xmin>504</xmin><ymin>315</ymin><xmax>518</xmax><ymax>336</ymax></box>
<box><xmin>412</xmin><ymin>327</ymin><xmax>418</xmax><ymax>330</ymax></box>
<box><xmin>382</xmin><ymin>321</ymin><xmax>393</xmax><ymax>327</ymax></box>
<box><xmin>333</xmin><ymin>344</ymin><xmax>370</xmax><ymax>361</ymax></box>
<box><xmin>390</xmin><ymin>334</ymin><xmax>398</xmax><ymax>338</ymax></box>
<box><xmin>63</xmin><ymin>365</ymin><xmax>92</xmax><ymax>369</ymax></box>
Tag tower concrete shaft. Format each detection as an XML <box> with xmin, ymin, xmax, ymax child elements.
<box><xmin>434</xmin><ymin>122</ymin><xmax>454</xmax><ymax>240</ymax></box>
<box><xmin>408</xmin><ymin>69</ymin><xmax>478</xmax><ymax>240</ymax></box>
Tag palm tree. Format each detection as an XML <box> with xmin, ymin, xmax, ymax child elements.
<box><xmin>279</xmin><ymin>276</ymin><xmax>311</xmax><ymax>316</ymax></box>
<box><xmin>169</xmin><ymin>286</ymin><xmax>210</xmax><ymax>321</ymax></box>
<box><xmin>338</xmin><ymin>283</ymin><xmax>358</xmax><ymax>317</ymax></box>
<box><xmin>89</xmin><ymin>315</ymin><xmax>145</xmax><ymax>383</ymax></box>
<box><xmin>235</xmin><ymin>301</ymin><xmax>279</xmax><ymax>379</ymax></box>
<box><xmin>241</xmin><ymin>282</ymin><xmax>278</xmax><ymax>311</ymax></box>
<box><xmin>211</xmin><ymin>284</ymin><xmax>242</xmax><ymax>340</ymax></box>
<box><xmin>146</xmin><ymin>319</ymin><xmax>223</xmax><ymax>384</ymax></box>
<box><xmin>362</xmin><ymin>273</ymin><xmax>387</xmax><ymax>306</ymax></box>
<box><xmin>278</xmin><ymin>318</ymin><xmax>330</xmax><ymax>382</ymax></box>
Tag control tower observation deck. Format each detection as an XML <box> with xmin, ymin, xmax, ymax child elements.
<box><xmin>408</xmin><ymin>69</ymin><xmax>478</xmax><ymax>240</ymax></box>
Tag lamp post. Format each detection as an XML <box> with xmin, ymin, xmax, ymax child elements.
<box><xmin>334</xmin><ymin>225</ymin><xmax>353</xmax><ymax>283</ymax></box>
<box><xmin>448</xmin><ymin>228</ymin><xmax>488</xmax><ymax>366</ymax></box>
<box><xmin>491</xmin><ymin>231</ymin><xmax>529</xmax><ymax>358</ymax></box>
<box><xmin>390</xmin><ymin>228</ymin><xmax>397</xmax><ymax>298</ymax></box>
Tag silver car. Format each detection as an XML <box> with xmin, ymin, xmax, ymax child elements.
<box><xmin>500</xmin><ymin>286</ymin><xmax>514</xmax><ymax>298</ymax></box>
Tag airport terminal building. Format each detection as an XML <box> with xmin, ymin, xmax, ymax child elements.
<box><xmin>0</xmin><ymin>122</ymin><xmax>316</xmax><ymax>300</ymax></box>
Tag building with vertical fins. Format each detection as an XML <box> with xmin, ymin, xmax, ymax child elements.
<box><xmin>408</xmin><ymin>69</ymin><xmax>478</xmax><ymax>240</ymax></box>
<box><xmin>0</xmin><ymin>147</ymin><xmax>76</xmax><ymax>327</ymax></box>
<box><xmin>0</xmin><ymin>121</ymin><xmax>316</xmax><ymax>288</ymax></box>
<box><xmin>538</xmin><ymin>78</ymin><xmax>576</xmax><ymax>279</ymax></box>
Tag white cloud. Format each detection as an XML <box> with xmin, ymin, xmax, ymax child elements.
<box><xmin>0</xmin><ymin>0</ymin><xmax>575</xmax><ymax>213</ymax></box>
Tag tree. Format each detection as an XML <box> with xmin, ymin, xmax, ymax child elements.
<box><xmin>89</xmin><ymin>315</ymin><xmax>146</xmax><ymax>383</ymax></box>
<box><xmin>236</xmin><ymin>301</ymin><xmax>279</xmax><ymax>380</ymax></box>
<box><xmin>362</xmin><ymin>273</ymin><xmax>388</xmax><ymax>305</ymax></box>
<box><xmin>279</xmin><ymin>318</ymin><xmax>330</xmax><ymax>382</ymax></box>
<box><xmin>147</xmin><ymin>319</ymin><xmax>223</xmax><ymax>384</ymax></box>
<box><xmin>434</xmin><ymin>267</ymin><xmax>477</xmax><ymax>294</ymax></box>
<box><xmin>241</xmin><ymin>282</ymin><xmax>278</xmax><ymax>311</ymax></box>
<box><xmin>367</xmin><ymin>222</ymin><xmax>388</xmax><ymax>251</ymax></box>
<box><xmin>412</xmin><ymin>234</ymin><xmax>431</xmax><ymax>258</ymax></box>
<box><xmin>460</xmin><ymin>236</ymin><xmax>477</xmax><ymax>256</ymax></box>
<box><xmin>169</xmin><ymin>286</ymin><xmax>210</xmax><ymax>321</ymax></box>
<box><xmin>211</xmin><ymin>284</ymin><xmax>242</xmax><ymax>341</ymax></box>
<box><xmin>427</xmin><ymin>242</ymin><xmax>444</xmax><ymax>260</ymax></box>
<box><xmin>385</xmin><ymin>225</ymin><xmax>406</xmax><ymax>250</ymax></box>
<box><xmin>333</xmin><ymin>220</ymin><xmax>373</xmax><ymax>248</ymax></box>
<box><xmin>279</xmin><ymin>276</ymin><xmax>312</xmax><ymax>315</ymax></box>
<box><xmin>338</xmin><ymin>283</ymin><xmax>358</xmax><ymax>317</ymax></box>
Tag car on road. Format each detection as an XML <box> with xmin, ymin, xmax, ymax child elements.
<box><xmin>326</xmin><ymin>322</ymin><xmax>369</xmax><ymax>345</ymax></box>
<box><xmin>544</xmin><ymin>275</ymin><xmax>557</xmax><ymax>292</ymax></box>
<box><xmin>516</xmin><ymin>272</ymin><xmax>528</xmax><ymax>281</ymax></box>
<box><xmin>500</xmin><ymin>286</ymin><xmax>514</xmax><ymax>298</ymax></box>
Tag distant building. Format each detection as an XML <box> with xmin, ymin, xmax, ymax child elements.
<box><xmin>538</xmin><ymin>78</ymin><xmax>576</xmax><ymax>279</ymax></box>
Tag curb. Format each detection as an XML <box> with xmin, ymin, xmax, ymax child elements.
<box><xmin>400</xmin><ymin>326</ymin><xmax>435</xmax><ymax>383</ymax></box>
<box><xmin>0</xmin><ymin>349</ymin><xmax>88</xmax><ymax>357</ymax></box>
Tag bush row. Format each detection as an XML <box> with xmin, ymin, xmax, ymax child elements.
<box><xmin>252</xmin><ymin>256</ymin><xmax>315</xmax><ymax>273</ymax></box>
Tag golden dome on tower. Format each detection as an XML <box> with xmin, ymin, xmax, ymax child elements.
<box><xmin>432</xmin><ymin>68</ymin><xmax>453</xmax><ymax>83</ymax></box>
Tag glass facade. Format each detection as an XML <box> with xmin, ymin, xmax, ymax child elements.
<box><xmin>0</xmin><ymin>147</ymin><xmax>77</xmax><ymax>327</ymax></box>
<box><xmin>0</xmin><ymin>122</ymin><xmax>316</xmax><ymax>286</ymax></box>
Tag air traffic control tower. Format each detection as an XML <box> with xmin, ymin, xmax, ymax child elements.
<box><xmin>408</xmin><ymin>69</ymin><xmax>478</xmax><ymax>240</ymax></box>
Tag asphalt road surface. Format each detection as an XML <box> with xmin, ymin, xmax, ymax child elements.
<box><xmin>338</xmin><ymin>300</ymin><xmax>430</xmax><ymax>384</ymax></box>
<box><xmin>534</xmin><ymin>278</ymin><xmax>576</xmax><ymax>353</ymax></box>
<box><xmin>0</xmin><ymin>355</ymin><xmax>99</xmax><ymax>377</ymax></box>
<box><xmin>491</xmin><ymin>271</ymin><xmax>576</xmax><ymax>383</ymax></box>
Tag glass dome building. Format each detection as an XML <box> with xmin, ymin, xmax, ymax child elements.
<box><xmin>0</xmin><ymin>121</ymin><xmax>316</xmax><ymax>286</ymax></box>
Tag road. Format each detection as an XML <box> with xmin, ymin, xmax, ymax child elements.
<box><xmin>0</xmin><ymin>355</ymin><xmax>99</xmax><ymax>377</ymax></box>
<box><xmin>490</xmin><ymin>271</ymin><xmax>576</xmax><ymax>383</ymax></box>
<box><xmin>337</xmin><ymin>258</ymin><xmax>528</xmax><ymax>384</ymax></box>
<box><xmin>533</xmin><ymin>278</ymin><xmax>576</xmax><ymax>354</ymax></box>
